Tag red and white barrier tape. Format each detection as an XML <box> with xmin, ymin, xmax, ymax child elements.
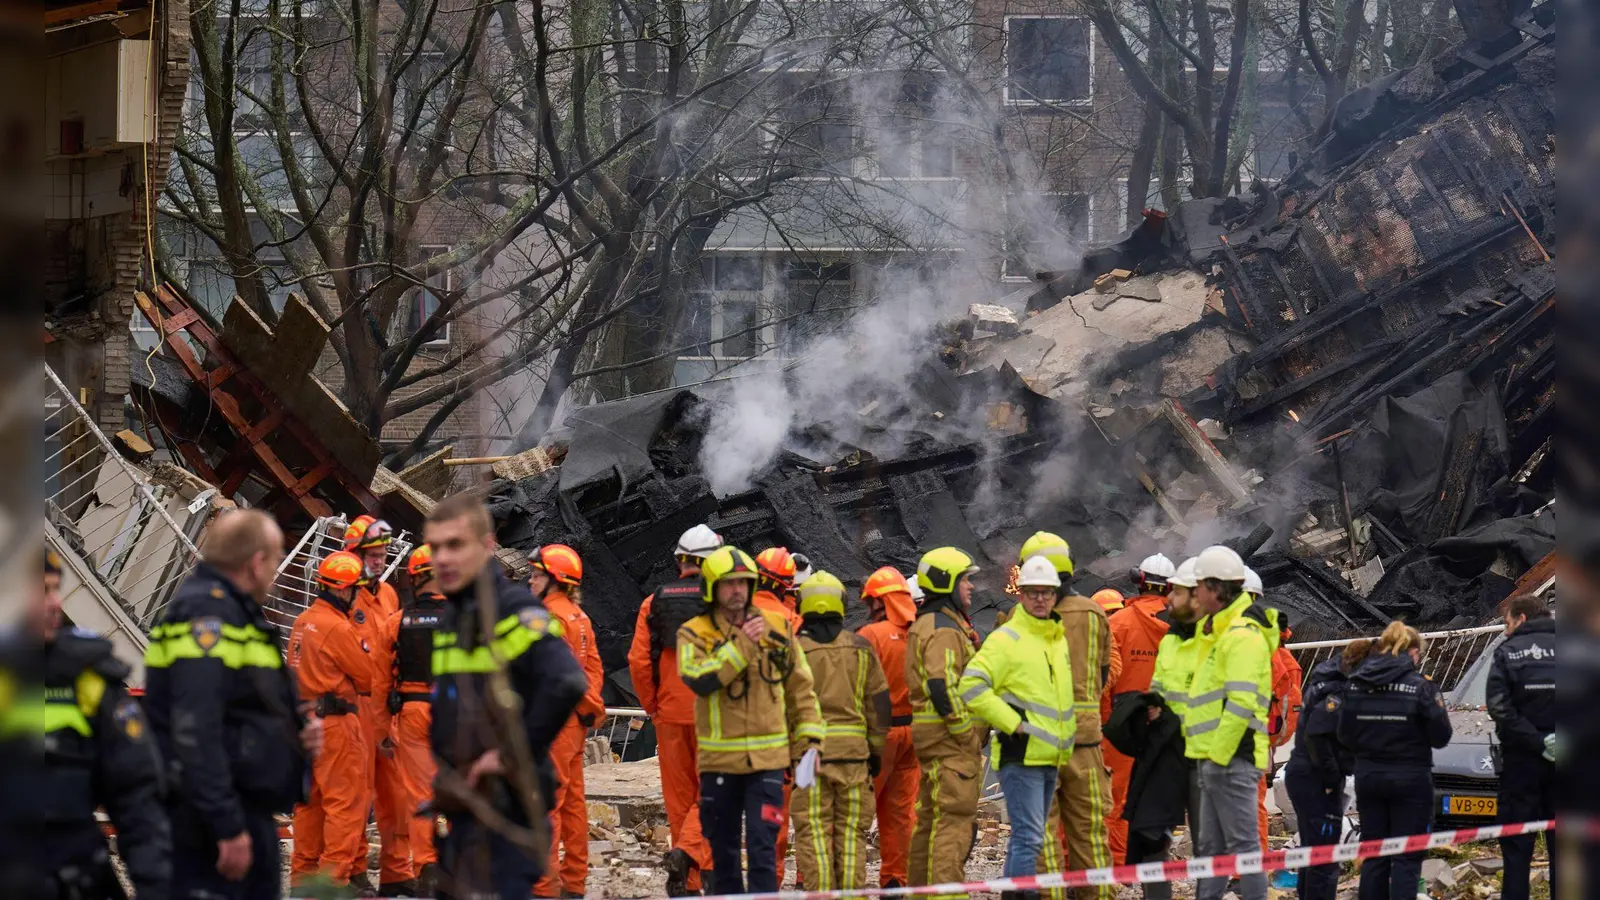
<box><xmin>688</xmin><ymin>818</ymin><xmax>1553</xmax><ymax>900</ymax></box>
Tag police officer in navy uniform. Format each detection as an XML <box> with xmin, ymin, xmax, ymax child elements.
<box><xmin>143</xmin><ymin>510</ymin><xmax>323</xmax><ymax>900</ymax></box>
<box><xmin>1283</xmin><ymin>639</ymin><xmax>1371</xmax><ymax>900</ymax></box>
<box><xmin>422</xmin><ymin>496</ymin><xmax>588</xmax><ymax>900</ymax></box>
<box><xmin>0</xmin><ymin>549</ymin><xmax>171</xmax><ymax>899</ymax></box>
<box><xmin>1337</xmin><ymin>621</ymin><xmax>1451</xmax><ymax>900</ymax></box>
<box><xmin>1486</xmin><ymin>593</ymin><xmax>1557</xmax><ymax>900</ymax></box>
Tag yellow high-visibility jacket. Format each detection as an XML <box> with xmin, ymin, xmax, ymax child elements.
<box><xmin>1182</xmin><ymin>593</ymin><xmax>1278</xmax><ymax>769</ymax></box>
<box><xmin>1149</xmin><ymin>617</ymin><xmax>1206</xmax><ymax>725</ymax></box>
<box><xmin>797</xmin><ymin>626</ymin><xmax>891</xmax><ymax>762</ymax></box>
<box><xmin>678</xmin><ymin>606</ymin><xmax>826</xmax><ymax>774</ymax></box>
<box><xmin>957</xmin><ymin>607</ymin><xmax>1076</xmax><ymax>768</ymax></box>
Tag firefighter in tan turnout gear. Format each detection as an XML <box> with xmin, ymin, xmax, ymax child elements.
<box><xmin>906</xmin><ymin>546</ymin><xmax>985</xmax><ymax>899</ymax></box>
<box><xmin>790</xmin><ymin>571</ymin><xmax>891</xmax><ymax>892</ymax></box>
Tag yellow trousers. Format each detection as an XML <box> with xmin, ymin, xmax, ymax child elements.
<box><xmin>1040</xmin><ymin>744</ymin><xmax>1115</xmax><ymax>900</ymax></box>
<box><xmin>909</xmin><ymin>753</ymin><xmax>982</xmax><ymax>900</ymax></box>
<box><xmin>792</xmin><ymin>760</ymin><xmax>872</xmax><ymax>891</ymax></box>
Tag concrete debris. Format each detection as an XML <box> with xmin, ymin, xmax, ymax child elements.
<box><xmin>968</xmin><ymin>303</ymin><xmax>1020</xmax><ymax>337</ymax></box>
<box><xmin>1422</xmin><ymin>857</ymin><xmax>1456</xmax><ymax>891</ymax></box>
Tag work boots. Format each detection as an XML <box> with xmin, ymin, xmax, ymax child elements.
<box><xmin>346</xmin><ymin>872</ymin><xmax>379</xmax><ymax>898</ymax></box>
<box><xmin>663</xmin><ymin>847</ymin><xmax>695</xmax><ymax>897</ymax></box>
<box><xmin>415</xmin><ymin>863</ymin><xmax>440</xmax><ymax>898</ymax></box>
<box><xmin>377</xmin><ymin>878</ymin><xmax>418</xmax><ymax>897</ymax></box>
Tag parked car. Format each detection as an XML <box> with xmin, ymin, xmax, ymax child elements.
<box><xmin>1431</xmin><ymin>635</ymin><xmax>1504</xmax><ymax>827</ymax></box>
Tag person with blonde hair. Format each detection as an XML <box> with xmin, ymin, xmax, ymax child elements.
<box><xmin>1337</xmin><ymin>622</ymin><xmax>1451</xmax><ymax>899</ymax></box>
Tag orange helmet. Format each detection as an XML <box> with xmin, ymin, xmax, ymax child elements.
<box><xmin>530</xmin><ymin>544</ymin><xmax>583</xmax><ymax>586</ymax></box>
<box><xmin>343</xmin><ymin>515</ymin><xmax>394</xmax><ymax>550</ymax></box>
<box><xmin>317</xmin><ymin>551</ymin><xmax>365</xmax><ymax>591</ymax></box>
<box><xmin>863</xmin><ymin>566</ymin><xmax>917</xmax><ymax>627</ymax></box>
<box><xmin>755</xmin><ymin>547</ymin><xmax>797</xmax><ymax>589</ymax></box>
<box><xmin>406</xmin><ymin>544</ymin><xmax>434</xmax><ymax>579</ymax></box>
<box><xmin>1091</xmin><ymin>588</ymin><xmax>1126</xmax><ymax>613</ymax></box>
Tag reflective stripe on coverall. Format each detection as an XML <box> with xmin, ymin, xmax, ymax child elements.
<box><xmin>1182</xmin><ymin>594</ymin><xmax>1276</xmax><ymax>769</ymax></box>
<box><xmin>628</xmin><ymin>590</ymin><xmax>714</xmax><ymax>889</ymax></box>
<box><xmin>792</xmin><ymin>626</ymin><xmax>889</xmax><ymax>891</ymax></box>
<box><xmin>859</xmin><ymin>618</ymin><xmax>919</xmax><ymax>887</ymax></box>
<box><xmin>1104</xmin><ymin>594</ymin><xmax>1170</xmax><ymax>863</ymax></box>
<box><xmin>537</xmin><ymin>587</ymin><xmax>607</xmax><ymax>897</ymax></box>
<box><xmin>906</xmin><ymin>605</ymin><xmax>983</xmax><ymax>900</ymax></box>
<box><xmin>1258</xmin><ymin>643</ymin><xmax>1301</xmax><ymax>848</ymax></box>
<box><xmin>288</xmin><ymin>594</ymin><xmax>377</xmax><ymax>884</ymax></box>
<box><xmin>355</xmin><ymin>580</ymin><xmax>412</xmax><ymax>887</ymax></box>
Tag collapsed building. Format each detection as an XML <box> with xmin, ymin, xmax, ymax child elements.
<box><xmin>47</xmin><ymin>3</ymin><xmax>1553</xmax><ymax>698</ymax></box>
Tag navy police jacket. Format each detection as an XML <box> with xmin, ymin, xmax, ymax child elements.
<box><xmin>1335</xmin><ymin>652</ymin><xmax>1452</xmax><ymax>772</ymax></box>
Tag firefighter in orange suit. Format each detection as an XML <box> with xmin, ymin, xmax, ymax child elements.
<box><xmin>345</xmin><ymin>515</ymin><xmax>413</xmax><ymax>895</ymax></box>
<box><xmin>754</xmin><ymin>546</ymin><xmax>805</xmax><ymax>866</ymax></box>
<box><xmin>530</xmin><ymin>544</ymin><xmax>608</xmax><ymax>898</ymax></box>
<box><xmin>627</xmin><ymin>524</ymin><xmax>724</xmax><ymax>896</ymax></box>
<box><xmin>289</xmin><ymin>551</ymin><xmax>380</xmax><ymax>893</ymax></box>
<box><xmin>380</xmin><ymin>545</ymin><xmax>445</xmax><ymax>894</ymax></box>
<box><xmin>1249</xmin><ymin>572</ymin><xmax>1302</xmax><ymax>850</ymax></box>
<box><xmin>858</xmin><ymin>566</ymin><xmax>920</xmax><ymax>889</ymax></box>
<box><xmin>1104</xmin><ymin>554</ymin><xmax>1176</xmax><ymax>863</ymax></box>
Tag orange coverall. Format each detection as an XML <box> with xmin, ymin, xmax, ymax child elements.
<box><xmin>1258</xmin><ymin>642</ymin><xmax>1303</xmax><ymax>848</ymax></box>
<box><xmin>858</xmin><ymin>616</ymin><xmax>918</xmax><ymax>888</ymax></box>
<box><xmin>288</xmin><ymin>595</ymin><xmax>378</xmax><ymax>884</ymax></box>
<box><xmin>380</xmin><ymin>592</ymin><xmax>446</xmax><ymax>872</ymax></box>
<box><xmin>355</xmin><ymin>580</ymin><xmax>412</xmax><ymax>887</ymax></box>
<box><xmin>1103</xmin><ymin>594</ymin><xmax>1170</xmax><ymax>864</ymax></box>
<box><xmin>752</xmin><ymin>587</ymin><xmax>803</xmax><ymax>865</ymax></box>
<box><xmin>628</xmin><ymin>592</ymin><xmax>713</xmax><ymax>891</ymax></box>
<box><xmin>537</xmin><ymin>588</ymin><xmax>608</xmax><ymax>897</ymax></box>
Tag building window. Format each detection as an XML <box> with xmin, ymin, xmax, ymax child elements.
<box><xmin>686</xmin><ymin>255</ymin><xmax>768</xmax><ymax>359</ymax></box>
<box><xmin>781</xmin><ymin>260</ymin><xmax>851</xmax><ymax>350</ymax></box>
<box><xmin>232</xmin><ymin>34</ymin><xmax>305</xmax><ymax>132</ymax></box>
<box><xmin>1004</xmin><ymin>17</ymin><xmax>1093</xmax><ymax>105</ymax></box>
<box><xmin>778</xmin><ymin>78</ymin><xmax>855</xmax><ymax>176</ymax></box>
<box><xmin>393</xmin><ymin>249</ymin><xmax>452</xmax><ymax>347</ymax></box>
<box><xmin>396</xmin><ymin>51</ymin><xmax>450</xmax><ymax>145</ymax></box>
<box><xmin>1004</xmin><ymin>192</ymin><xmax>1092</xmax><ymax>280</ymax></box>
<box><xmin>878</xmin><ymin>77</ymin><xmax>955</xmax><ymax>178</ymax></box>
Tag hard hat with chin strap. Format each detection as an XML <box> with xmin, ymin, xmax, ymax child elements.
<box><xmin>1192</xmin><ymin>545</ymin><xmax>1248</xmax><ymax>582</ymax></box>
<box><xmin>1014</xmin><ymin>555</ymin><xmax>1061</xmax><ymax>589</ymax></box>
<box><xmin>530</xmin><ymin>544</ymin><xmax>584</xmax><ymax>586</ymax></box>
<box><xmin>676</xmin><ymin>524</ymin><xmax>724</xmax><ymax>561</ymax></box>
<box><xmin>798</xmin><ymin>571</ymin><xmax>847</xmax><ymax>618</ymax></box>
<box><xmin>406</xmin><ymin>544</ymin><xmax>434</xmax><ymax>579</ymax></box>
<box><xmin>1019</xmin><ymin>531</ymin><xmax>1074</xmax><ymax>576</ymax></box>
<box><xmin>1138</xmin><ymin>553</ymin><xmax>1177</xmax><ymax>581</ymax></box>
<box><xmin>317</xmin><ymin>551</ymin><xmax>365</xmax><ymax>591</ymax></box>
<box><xmin>755</xmin><ymin>547</ymin><xmax>797</xmax><ymax>589</ymax></box>
<box><xmin>1168</xmin><ymin>558</ymin><xmax>1200</xmax><ymax>589</ymax></box>
<box><xmin>699</xmin><ymin>545</ymin><xmax>759</xmax><ymax>605</ymax></box>
<box><xmin>916</xmin><ymin>547</ymin><xmax>979</xmax><ymax>595</ymax></box>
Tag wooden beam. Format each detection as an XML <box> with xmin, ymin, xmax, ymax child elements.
<box><xmin>44</xmin><ymin>0</ymin><xmax>121</xmax><ymax>27</ymax></box>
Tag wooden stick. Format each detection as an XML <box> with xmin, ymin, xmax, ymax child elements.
<box><xmin>1502</xmin><ymin>193</ymin><xmax>1550</xmax><ymax>261</ymax></box>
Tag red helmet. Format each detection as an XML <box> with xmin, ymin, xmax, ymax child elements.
<box><xmin>317</xmin><ymin>551</ymin><xmax>365</xmax><ymax>591</ymax></box>
<box><xmin>755</xmin><ymin>547</ymin><xmax>797</xmax><ymax>589</ymax></box>
<box><xmin>343</xmin><ymin>515</ymin><xmax>393</xmax><ymax>550</ymax></box>
<box><xmin>406</xmin><ymin>544</ymin><xmax>434</xmax><ymax>579</ymax></box>
<box><xmin>863</xmin><ymin>566</ymin><xmax>916</xmax><ymax>627</ymax></box>
<box><xmin>530</xmin><ymin>544</ymin><xmax>583</xmax><ymax>587</ymax></box>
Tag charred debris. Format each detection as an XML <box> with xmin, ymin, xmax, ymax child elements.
<box><xmin>484</xmin><ymin>6</ymin><xmax>1554</xmax><ymax>686</ymax></box>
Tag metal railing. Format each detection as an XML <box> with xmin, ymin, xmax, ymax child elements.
<box><xmin>266</xmin><ymin>515</ymin><xmax>413</xmax><ymax>634</ymax></box>
<box><xmin>1286</xmin><ymin>624</ymin><xmax>1503</xmax><ymax>696</ymax></box>
<box><xmin>44</xmin><ymin>364</ymin><xmax>205</xmax><ymax>641</ymax></box>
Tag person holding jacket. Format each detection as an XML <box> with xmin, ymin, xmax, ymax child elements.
<box><xmin>858</xmin><ymin>566</ymin><xmax>921</xmax><ymax>889</ymax></box>
<box><xmin>1486</xmin><ymin>593</ymin><xmax>1556</xmax><ymax>900</ymax></box>
<box><xmin>627</xmin><ymin>524</ymin><xmax>723</xmax><ymax>896</ymax></box>
<box><xmin>382</xmin><ymin>545</ymin><xmax>447</xmax><ymax>895</ymax></box>
<box><xmin>960</xmin><ymin>556</ymin><xmax>1077</xmax><ymax>899</ymax></box>
<box><xmin>1337</xmin><ymin>621</ymin><xmax>1452</xmax><ymax>900</ymax></box>
<box><xmin>425</xmin><ymin>495</ymin><xmax>590</xmax><ymax>900</ymax></box>
<box><xmin>528</xmin><ymin>544</ymin><xmax>607</xmax><ymax>899</ymax></box>
<box><xmin>145</xmin><ymin>509</ymin><xmax>319</xmax><ymax>900</ymax></box>
<box><xmin>1283</xmin><ymin>639</ymin><xmax>1370</xmax><ymax>900</ymax></box>
<box><xmin>288</xmin><ymin>551</ymin><xmax>381</xmax><ymax>893</ymax></box>
<box><xmin>907</xmin><ymin>546</ymin><xmax>985</xmax><ymax>900</ymax></box>
<box><xmin>677</xmin><ymin>546</ymin><xmax>826</xmax><ymax>895</ymax></box>
<box><xmin>1004</xmin><ymin>533</ymin><xmax>1114</xmax><ymax>899</ymax></box>
<box><xmin>791</xmin><ymin>571</ymin><xmax>891</xmax><ymax>892</ymax></box>
<box><xmin>1182</xmin><ymin>546</ymin><xmax>1277</xmax><ymax>900</ymax></box>
<box><xmin>345</xmin><ymin>515</ymin><xmax>413</xmax><ymax>896</ymax></box>
<box><xmin>1105</xmin><ymin>554</ymin><xmax>1177</xmax><ymax>864</ymax></box>
<box><xmin>3</xmin><ymin>549</ymin><xmax>171</xmax><ymax>900</ymax></box>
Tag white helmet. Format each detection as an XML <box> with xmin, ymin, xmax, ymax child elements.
<box><xmin>675</xmin><ymin>524</ymin><xmax>723</xmax><ymax>560</ymax></box>
<box><xmin>1169</xmin><ymin>558</ymin><xmax>1200</xmax><ymax>589</ymax></box>
<box><xmin>1192</xmin><ymin>545</ymin><xmax>1248</xmax><ymax>582</ymax></box>
<box><xmin>1138</xmin><ymin>553</ymin><xmax>1177</xmax><ymax>582</ymax></box>
<box><xmin>908</xmin><ymin>581</ymin><xmax>925</xmax><ymax>604</ymax></box>
<box><xmin>1243</xmin><ymin>567</ymin><xmax>1263</xmax><ymax>596</ymax></box>
<box><xmin>1016</xmin><ymin>555</ymin><xmax>1062</xmax><ymax>588</ymax></box>
<box><xmin>792</xmin><ymin>553</ymin><xmax>815</xmax><ymax>587</ymax></box>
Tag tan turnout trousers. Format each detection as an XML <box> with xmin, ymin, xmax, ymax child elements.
<box><xmin>1039</xmin><ymin>744</ymin><xmax>1116</xmax><ymax>900</ymax></box>
<box><xmin>909</xmin><ymin>752</ymin><xmax>983</xmax><ymax>899</ymax></box>
<box><xmin>792</xmin><ymin>760</ymin><xmax>873</xmax><ymax>891</ymax></box>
